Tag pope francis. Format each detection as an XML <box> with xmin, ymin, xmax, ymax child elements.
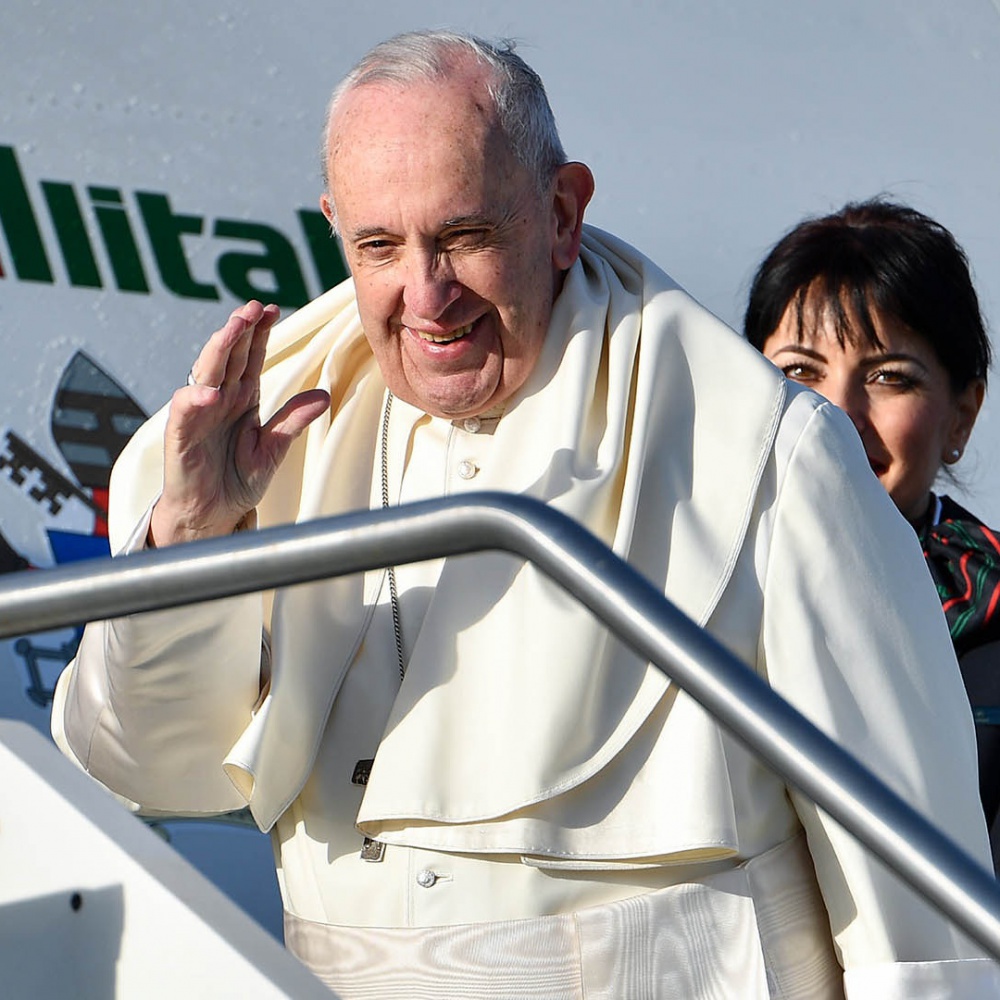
<box><xmin>51</xmin><ymin>28</ymin><xmax>999</xmax><ymax>998</ymax></box>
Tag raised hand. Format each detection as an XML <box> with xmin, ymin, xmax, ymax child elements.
<box><xmin>149</xmin><ymin>301</ymin><xmax>331</xmax><ymax>547</ymax></box>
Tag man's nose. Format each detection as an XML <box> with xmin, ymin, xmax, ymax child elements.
<box><xmin>403</xmin><ymin>251</ymin><xmax>461</xmax><ymax>321</ymax></box>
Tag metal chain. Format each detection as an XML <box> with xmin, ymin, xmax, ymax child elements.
<box><xmin>380</xmin><ymin>391</ymin><xmax>406</xmax><ymax>681</ymax></box>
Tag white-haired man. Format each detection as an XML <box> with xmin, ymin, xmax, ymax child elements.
<box><xmin>53</xmin><ymin>30</ymin><xmax>998</xmax><ymax>998</ymax></box>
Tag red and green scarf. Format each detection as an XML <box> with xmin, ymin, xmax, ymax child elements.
<box><xmin>919</xmin><ymin>494</ymin><xmax>1000</xmax><ymax>659</ymax></box>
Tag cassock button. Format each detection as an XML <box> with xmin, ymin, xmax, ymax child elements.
<box><xmin>416</xmin><ymin>869</ymin><xmax>438</xmax><ymax>888</ymax></box>
<box><xmin>462</xmin><ymin>416</ymin><xmax>481</xmax><ymax>434</ymax></box>
<box><xmin>457</xmin><ymin>459</ymin><xmax>477</xmax><ymax>480</ymax></box>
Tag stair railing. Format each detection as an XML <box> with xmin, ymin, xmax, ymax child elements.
<box><xmin>3</xmin><ymin>492</ymin><xmax>999</xmax><ymax>958</ymax></box>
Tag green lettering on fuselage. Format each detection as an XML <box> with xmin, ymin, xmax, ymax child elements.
<box><xmin>0</xmin><ymin>144</ymin><xmax>348</xmax><ymax>303</ymax></box>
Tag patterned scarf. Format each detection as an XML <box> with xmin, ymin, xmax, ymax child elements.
<box><xmin>918</xmin><ymin>494</ymin><xmax>1000</xmax><ymax>659</ymax></box>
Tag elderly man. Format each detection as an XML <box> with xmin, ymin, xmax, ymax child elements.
<box><xmin>52</xmin><ymin>29</ymin><xmax>997</xmax><ymax>998</ymax></box>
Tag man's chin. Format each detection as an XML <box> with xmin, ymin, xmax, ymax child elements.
<box><xmin>395</xmin><ymin>382</ymin><xmax>502</xmax><ymax>420</ymax></box>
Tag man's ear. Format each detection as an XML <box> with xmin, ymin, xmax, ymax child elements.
<box><xmin>320</xmin><ymin>193</ymin><xmax>335</xmax><ymax>224</ymax></box>
<box><xmin>551</xmin><ymin>162</ymin><xmax>595</xmax><ymax>271</ymax></box>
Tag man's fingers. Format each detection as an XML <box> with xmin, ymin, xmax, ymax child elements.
<box><xmin>222</xmin><ymin>302</ymin><xmax>280</xmax><ymax>388</ymax></box>
<box><xmin>189</xmin><ymin>301</ymin><xmax>275</xmax><ymax>389</ymax></box>
<box><xmin>244</xmin><ymin>304</ymin><xmax>280</xmax><ymax>386</ymax></box>
<box><xmin>165</xmin><ymin>379</ymin><xmax>229</xmax><ymax>438</ymax></box>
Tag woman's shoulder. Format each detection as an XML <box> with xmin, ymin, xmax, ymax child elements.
<box><xmin>938</xmin><ymin>493</ymin><xmax>989</xmax><ymax>528</ymax></box>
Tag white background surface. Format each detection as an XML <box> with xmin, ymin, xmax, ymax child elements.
<box><xmin>2</xmin><ymin>1</ymin><xmax>999</xmax><ymax>533</ymax></box>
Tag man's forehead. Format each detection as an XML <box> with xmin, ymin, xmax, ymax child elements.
<box><xmin>328</xmin><ymin>78</ymin><xmax>525</xmax><ymax>233</ymax></box>
<box><xmin>331</xmin><ymin>66</ymin><xmax>495</xmax><ymax>149</ymax></box>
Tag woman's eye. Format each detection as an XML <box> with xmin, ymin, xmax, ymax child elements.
<box><xmin>872</xmin><ymin>369</ymin><xmax>918</xmax><ymax>389</ymax></box>
<box><xmin>781</xmin><ymin>363</ymin><xmax>817</xmax><ymax>382</ymax></box>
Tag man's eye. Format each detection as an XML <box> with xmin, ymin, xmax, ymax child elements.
<box><xmin>356</xmin><ymin>240</ymin><xmax>398</xmax><ymax>261</ymax></box>
<box><xmin>445</xmin><ymin>229</ymin><xmax>489</xmax><ymax>248</ymax></box>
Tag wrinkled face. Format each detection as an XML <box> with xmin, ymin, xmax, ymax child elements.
<box><xmin>323</xmin><ymin>70</ymin><xmax>569</xmax><ymax>420</ymax></box>
<box><xmin>762</xmin><ymin>293</ymin><xmax>982</xmax><ymax>522</ymax></box>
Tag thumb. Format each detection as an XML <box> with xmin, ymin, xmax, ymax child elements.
<box><xmin>260</xmin><ymin>388</ymin><xmax>332</xmax><ymax>454</ymax></box>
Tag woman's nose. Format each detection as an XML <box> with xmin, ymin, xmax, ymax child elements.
<box><xmin>822</xmin><ymin>379</ymin><xmax>869</xmax><ymax>434</ymax></box>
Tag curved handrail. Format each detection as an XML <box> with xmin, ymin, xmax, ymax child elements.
<box><xmin>3</xmin><ymin>491</ymin><xmax>1000</xmax><ymax>958</ymax></box>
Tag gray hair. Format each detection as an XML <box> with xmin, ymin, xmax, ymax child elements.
<box><xmin>321</xmin><ymin>30</ymin><xmax>567</xmax><ymax>225</ymax></box>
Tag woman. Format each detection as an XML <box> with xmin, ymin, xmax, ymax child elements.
<box><xmin>744</xmin><ymin>197</ymin><xmax>1000</xmax><ymax>834</ymax></box>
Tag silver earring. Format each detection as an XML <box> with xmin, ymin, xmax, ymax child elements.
<box><xmin>950</xmin><ymin>448</ymin><xmax>962</xmax><ymax>462</ymax></box>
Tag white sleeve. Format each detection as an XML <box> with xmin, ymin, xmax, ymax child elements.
<box><xmin>50</xmin><ymin>495</ymin><xmax>265</xmax><ymax>816</ymax></box>
<box><xmin>760</xmin><ymin>394</ymin><xmax>1000</xmax><ymax>994</ymax></box>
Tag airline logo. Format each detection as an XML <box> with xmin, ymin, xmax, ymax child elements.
<box><xmin>1</xmin><ymin>350</ymin><xmax>150</xmax><ymax>706</ymax></box>
<box><xmin>0</xmin><ymin>144</ymin><xmax>347</xmax><ymax>307</ymax></box>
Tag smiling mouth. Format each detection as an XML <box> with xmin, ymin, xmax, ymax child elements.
<box><xmin>413</xmin><ymin>322</ymin><xmax>474</xmax><ymax>345</ymax></box>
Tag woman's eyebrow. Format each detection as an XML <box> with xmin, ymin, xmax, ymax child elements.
<box><xmin>865</xmin><ymin>351</ymin><xmax>928</xmax><ymax>369</ymax></box>
<box><xmin>769</xmin><ymin>344</ymin><xmax>827</xmax><ymax>361</ymax></box>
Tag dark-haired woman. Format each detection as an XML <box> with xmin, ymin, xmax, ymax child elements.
<box><xmin>744</xmin><ymin>197</ymin><xmax>1000</xmax><ymax>842</ymax></box>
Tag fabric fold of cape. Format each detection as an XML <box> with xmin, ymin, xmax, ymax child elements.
<box><xmin>109</xmin><ymin>227</ymin><xmax>786</xmax><ymax>848</ymax></box>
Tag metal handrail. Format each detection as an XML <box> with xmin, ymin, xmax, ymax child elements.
<box><xmin>3</xmin><ymin>491</ymin><xmax>1000</xmax><ymax>958</ymax></box>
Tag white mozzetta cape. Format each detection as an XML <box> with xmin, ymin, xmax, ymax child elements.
<box><xmin>54</xmin><ymin>227</ymin><xmax>999</xmax><ymax>994</ymax></box>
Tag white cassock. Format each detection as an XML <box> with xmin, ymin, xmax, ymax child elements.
<box><xmin>53</xmin><ymin>227</ymin><xmax>1000</xmax><ymax>997</ymax></box>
